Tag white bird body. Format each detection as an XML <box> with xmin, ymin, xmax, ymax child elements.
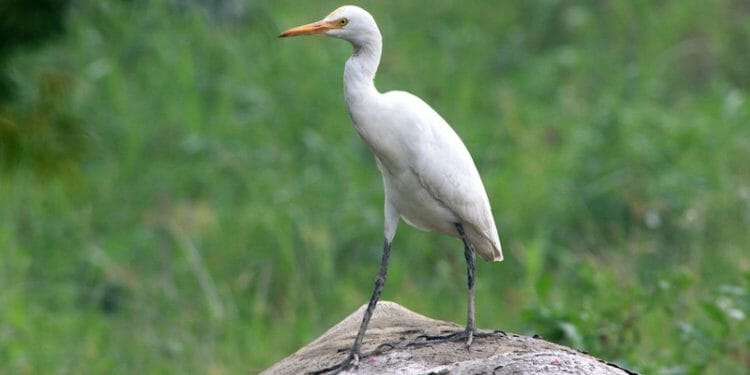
<box><xmin>351</xmin><ymin>88</ymin><xmax>502</xmax><ymax>261</ymax></box>
<box><xmin>279</xmin><ymin>5</ymin><xmax>504</xmax><ymax>371</ymax></box>
<box><xmin>335</xmin><ymin>6</ymin><xmax>503</xmax><ymax>262</ymax></box>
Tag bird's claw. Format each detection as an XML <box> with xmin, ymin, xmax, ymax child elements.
<box><xmin>465</xmin><ymin>329</ymin><xmax>474</xmax><ymax>348</ymax></box>
<box><xmin>307</xmin><ymin>352</ymin><xmax>360</xmax><ymax>375</ymax></box>
<box><xmin>349</xmin><ymin>352</ymin><xmax>360</xmax><ymax>368</ymax></box>
<box><xmin>420</xmin><ymin>327</ymin><xmax>476</xmax><ymax>348</ymax></box>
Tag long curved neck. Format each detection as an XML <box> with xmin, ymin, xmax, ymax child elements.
<box><xmin>343</xmin><ymin>34</ymin><xmax>382</xmax><ymax>109</ymax></box>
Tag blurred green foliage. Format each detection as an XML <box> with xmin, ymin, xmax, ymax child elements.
<box><xmin>0</xmin><ymin>0</ymin><xmax>69</xmax><ymax>99</ymax></box>
<box><xmin>1</xmin><ymin>0</ymin><xmax>749</xmax><ymax>374</ymax></box>
<box><xmin>0</xmin><ymin>0</ymin><xmax>81</xmax><ymax>173</ymax></box>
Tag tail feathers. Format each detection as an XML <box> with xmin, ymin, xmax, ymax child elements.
<box><xmin>466</xmin><ymin>225</ymin><xmax>503</xmax><ymax>262</ymax></box>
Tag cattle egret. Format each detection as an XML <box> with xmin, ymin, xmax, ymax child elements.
<box><xmin>280</xmin><ymin>5</ymin><xmax>503</xmax><ymax>372</ymax></box>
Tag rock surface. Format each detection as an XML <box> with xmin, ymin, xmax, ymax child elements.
<box><xmin>262</xmin><ymin>301</ymin><xmax>637</xmax><ymax>374</ymax></box>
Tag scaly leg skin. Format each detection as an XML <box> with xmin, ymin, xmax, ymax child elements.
<box><xmin>459</xmin><ymin>222</ymin><xmax>476</xmax><ymax>347</ymax></box>
<box><xmin>418</xmin><ymin>223</ymin><xmax>477</xmax><ymax>348</ymax></box>
<box><xmin>308</xmin><ymin>239</ymin><xmax>392</xmax><ymax>375</ymax></box>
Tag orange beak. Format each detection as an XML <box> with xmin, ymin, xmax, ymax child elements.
<box><xmin>279</xmin><ymin>20</ymin><xmax>338</xmax><ymax>38</ymax></box>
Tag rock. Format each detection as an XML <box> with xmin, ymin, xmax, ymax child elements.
<box><xmin>262</xmin><ymin>301</ymin><xmax>637</xmax><ymax>375</ymax></box>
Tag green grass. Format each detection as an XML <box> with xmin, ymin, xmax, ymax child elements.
<box><xmin>1</xmin><ymin>0</ymin><xmax>749</xmax><ymax>373</ymax></box>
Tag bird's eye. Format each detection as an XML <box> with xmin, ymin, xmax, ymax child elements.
<box><xmin>339</xmin><ymin>18</ymin><xmax>348</xmax><ymax>26</ymax></box>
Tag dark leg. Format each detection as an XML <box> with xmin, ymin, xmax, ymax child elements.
<box><xmin>455</xmin><ymin>223</ymin><xmax>476</xmax><ymax>347</ymax></box>
<box><xmin>350</xmin><ymin>238</ymin><xmax>392</xmax><ymax>362</ymax></box>
<box><xmin>309</xmin><ymin>239</ymin><xmax>392</xmax><ymax>375</ymax></box>
<box><xmin>416</xmin><ymin>223</ymin><xmax>478</xmax><ymax>348</ymax></box>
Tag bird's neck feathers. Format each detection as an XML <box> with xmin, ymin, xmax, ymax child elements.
<box><xmin>344</xmin><ymin>36</ymin><xmax>382</xmax><ymax>106</ymax></box>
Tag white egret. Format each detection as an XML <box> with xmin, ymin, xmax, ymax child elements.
<box><xmin>280</xmin><ymin>5</ymin><xmax>503</xmax><ymax>372</ymax></box>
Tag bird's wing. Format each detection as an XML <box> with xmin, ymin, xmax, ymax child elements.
<box><xmin>383</xmin><ymin>91</ymin><xmax>502</xmax><ymax>260</ymax></box>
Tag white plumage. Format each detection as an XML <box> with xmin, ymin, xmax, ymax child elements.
<box><xmin>361</xmin><ymin>89</ymin><xmax>503</xmax><ymax>262</ymax></box>
<box><xmin>280</xmin><ymin>5</ymin><xmax>503</xmax><ymax>372</ymax></box>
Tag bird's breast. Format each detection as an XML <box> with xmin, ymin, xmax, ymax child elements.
<box><xmin>378</xmin><ymin>163</ymin><xmax>459</xmax><ymax>235</ymax></box>
<box><xmin>347</xmin><ymin>91</ymin><xmax>462</xmax><ymax>234</ymax></box>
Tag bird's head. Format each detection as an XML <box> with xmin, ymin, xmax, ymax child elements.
<box><xmin>279</xmin><ymin>5</ymin><xmax>380</xmax><ymax>47</ymax></box>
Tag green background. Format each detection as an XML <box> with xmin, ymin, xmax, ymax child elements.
<box><xmin>1</xmin><ymin>0</ymin><xmax>749</xmax><ymax>373</ymax></box>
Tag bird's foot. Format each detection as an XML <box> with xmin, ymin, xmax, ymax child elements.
<box><xmin>418</xmin><ymin>327</ymin><xmax>477</xmax><ymax>348</ymax></box>
<box><xmin>415</xmin><ymin>328</ymin><xmax>507</xmax><ymax>349</ymax></box>
<box><xmin>307</xmin><ymin>352</ymin><xmax>360</xmax><ymax>375</ymax></box>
